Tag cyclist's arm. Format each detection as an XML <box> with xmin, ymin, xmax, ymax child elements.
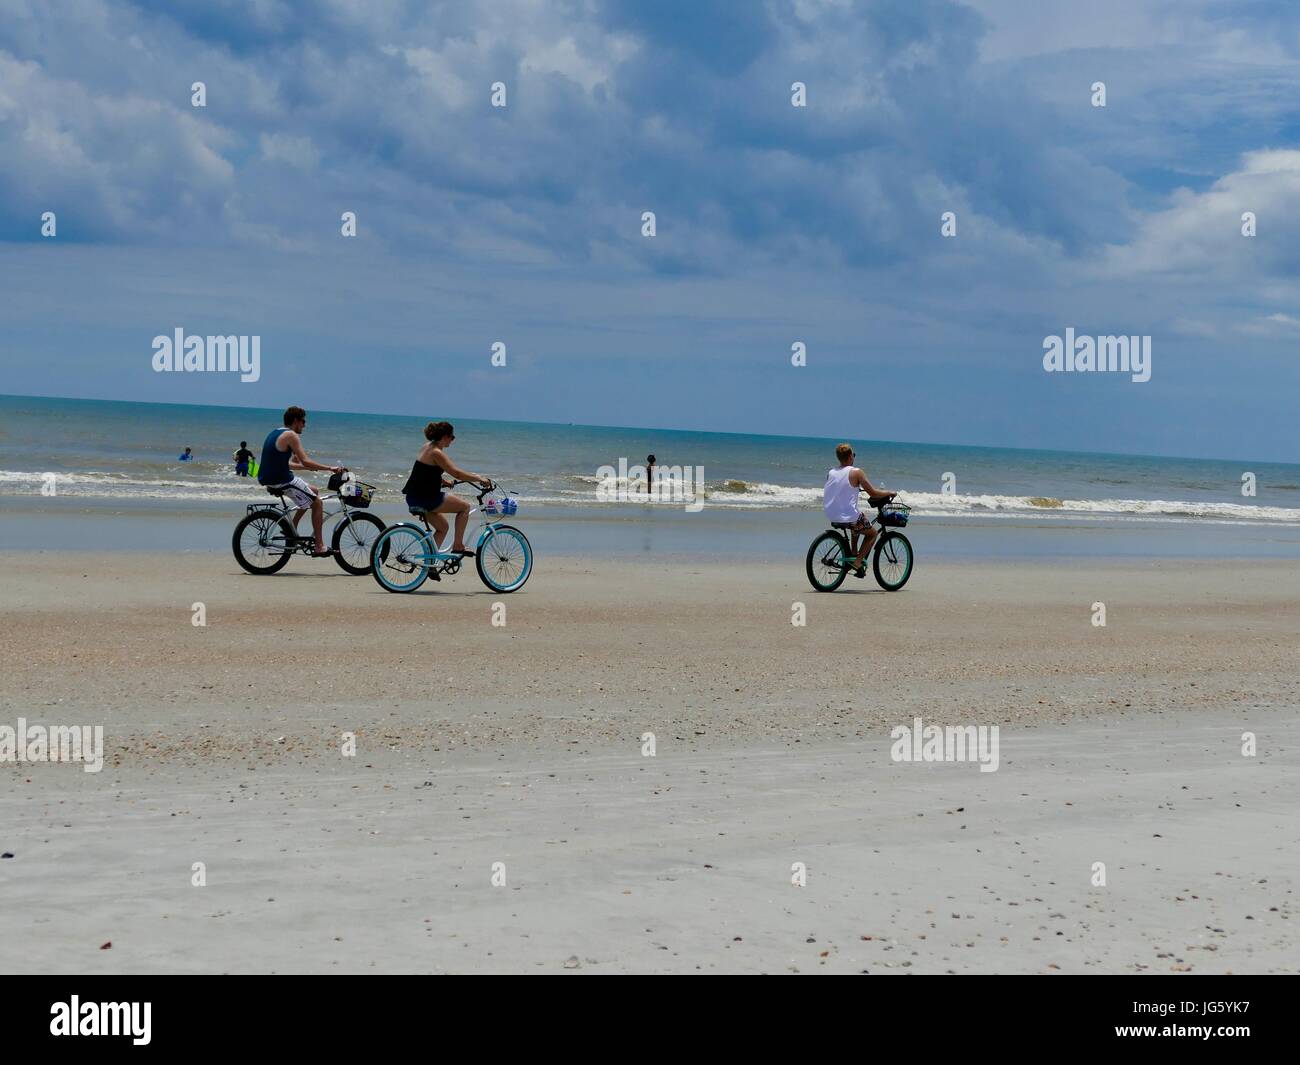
<box><xmin>284</xmin><ymin>431</ymin><xmax>341</xmax><ymax>474</ymax></box>
<box><xmin>851</xmin><ymin>468</ymin><xmax>893</xmax><ymax>498</ymax></box>
<box><xmin>431</xmin><ymin>448</ymin><xmax>489</xmax><ymax>486</ymax></box>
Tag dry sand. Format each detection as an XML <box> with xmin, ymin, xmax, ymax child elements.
<box><xmin>1</xmin><ymin>551</ymin><xmax>1297</xmax><ymax>973</ymax></box>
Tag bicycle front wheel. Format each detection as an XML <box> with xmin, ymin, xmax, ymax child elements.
<box><xmin>476</xmin><ymin>525</ymin><xmax>532</xmax><ymax>592</ymax></box>
<box><xmin>873</xmin><ymin>531</ymin><xmax>913</xmax><ymax>591</ymax></box>
<box><xmin>371</xmin><ymin>524</ymin><xmax>432</xmax><ymax>593</ymax></box>
<box><xmin>333</xmin><ymin>512</ymin><xmax>386</xmax><ymax>575</ymax></box>
<box><xmin>806</xmin><ymin>531</ymin><xmax>850</xmax><ymax>592</ymax></box>
<box><xmin>233</xmin><ymin>510</ymin><xmax>295</xmax><ymax>574</ymax></box>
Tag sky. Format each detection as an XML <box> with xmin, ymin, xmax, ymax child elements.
<box><xmin>1</xmin><ymin>0</ymin><xmax>1298</xmax><ymax>461</ymax></box>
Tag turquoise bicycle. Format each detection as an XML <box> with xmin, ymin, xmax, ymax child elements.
<box><xmin>806</xmin><ymin>496</ymin><xmax>913</xmax><ymax>592</ymax></box>
<box><xmin>369</xmin><ymin>480</ymin><xmax>533</xmax><ymax>594</ymax></box>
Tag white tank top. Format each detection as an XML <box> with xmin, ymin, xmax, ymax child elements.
<box><xmin>824</xmin><ymin>466</ymin><xmax>861</xmax><ymax>523</ymax></box>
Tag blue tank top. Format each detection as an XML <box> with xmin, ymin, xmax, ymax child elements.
<box><xmin>258</xmin><ymin>428</ymin><xmax>293</xmax><ymax>485</ymax></box>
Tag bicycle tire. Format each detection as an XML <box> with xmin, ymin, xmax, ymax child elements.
<box><xmin>873</xmin><ymin>530</ymin><xmax>913</xmax><ymax>591</ymax></box>
<box><xmin>475</xmin><ymin>524</ymin><xmax>532</xmax><ymax>592</ymax></box>
<box><xmin>370</xmin><ymin>523</ymin><xmax>432</xmax><ymax>593</ymax></box>
<box><xmin>806</xmin><ymin>530</ymin><xmax>850</xmax><ymax>592</ymax></box>
<box><xmin>233</xmin><ymin>510</ymin><xmax>296</xmax><ymax>575</ymax></box>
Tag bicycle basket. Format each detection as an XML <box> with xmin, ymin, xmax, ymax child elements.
<box><xmin>341</xmin><ymin>480</ymin><xmax>374</xmax><ymax>508</ymax></box>
<box><xmin>879</xmin><ymin>502</ymin><xmax>911</xmax><ymax>527</ymax></box>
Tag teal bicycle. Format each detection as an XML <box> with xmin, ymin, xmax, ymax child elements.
<box><xmin>806</xmin><ymin>496</ymin><xmax>914</xmax><ymax>592</ymax></box>
<box><xmin>369</xmin><ymin>480</ymin><xmax>533</xmax><ymax>594</ymax></box>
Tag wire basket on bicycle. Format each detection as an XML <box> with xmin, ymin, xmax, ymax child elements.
<box><xmin>482</xmin><ymin>495</ymin><xmax>518</xmax><ymax>516</ymax></box>
<box><xmin>879</xmin><ymin>502</ymin><xmax>911</xmax><ymax>527</ymax></box>
<box><xmin>338</xmin><ymin>478</ymin><xmax>375</xmax><ymax>508</ymax></box>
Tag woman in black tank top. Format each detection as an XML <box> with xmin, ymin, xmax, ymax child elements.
<box><xmin>403</xmin><ymin>421</ymin><xmax>492</xmax><ymax>555</ymax></box>
<box><xmin>401</xmin><ymin>454</ymin><xmax>445</xmax><ymax>505</ymax></box>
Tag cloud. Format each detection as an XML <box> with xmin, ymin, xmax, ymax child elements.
<box><xmin>0</xmin><ymin>51</ymin><xmax>236</xmax><ymax>242</ymax></box>
<box><xmin>258</xmin><ymin>131</ymin><xmax>320</xmax><ymax>169</ymax></box>
<box><xmin>1099</xmin><ymin>148</ymin><xmax>1300</xmax><ymax>279</ymax></box>
<box><xmin>0</xmin><ymin>0</ymin><xmax>1151</xmax><ymax>273</ymax></box>
<box><xmin>1241</xmin><ymin>311</ymin><xmax>1300</xmax><ymax>334</ymax></box>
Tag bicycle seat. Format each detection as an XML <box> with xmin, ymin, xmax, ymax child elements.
<box><xmin>265</xmin><ymin>486</ymin><xmax>287</xmax><ymax>498</ymax></box>
<box><xmin>407</xmin><ymin>507</ymin><xmax>428</xmax><ymax>517</ymax></box>
<box><xmin>830</xmin><ymin>521</ymin><xmax>859</xmax><ymax>529</ymax></box>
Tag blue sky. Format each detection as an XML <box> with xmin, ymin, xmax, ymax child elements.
<box><xmin>1</xmin><ymin>0</ymin><xmax>1298</xmax><ymax>460</ymax></box>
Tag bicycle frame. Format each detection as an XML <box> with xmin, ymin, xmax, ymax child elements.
<box><xmin>400</xmin><ymin>507</ymin><xmax>513</xmax><ymax>566</ymax></box>
<box><xmin>248</xmin><ymin>491</ymin><xmax>365</xmax><ymax>538</ymax></box>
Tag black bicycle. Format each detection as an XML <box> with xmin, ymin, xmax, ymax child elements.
<box><xmin>805</xmin><ymin>496</ymin><xmax>913</xmax><ymax>592</ymax></box>
<box><xmin>232</xmin><ymin>474</ymin><xmax>385</xmax><ymax>575</ymax></box>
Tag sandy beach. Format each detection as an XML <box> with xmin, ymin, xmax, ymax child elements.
<box><xmin>2</xmin><ymin>551</ymin><xmax>1298</xmax><ymax>973</ymax></box>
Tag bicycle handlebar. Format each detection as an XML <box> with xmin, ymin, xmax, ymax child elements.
<box><xmin>449</xmin><ymin>478</ymin><xmax>497</xmax><ymax>501</ymax></box>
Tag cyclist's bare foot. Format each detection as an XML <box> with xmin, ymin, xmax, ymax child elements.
<box><xmin>311</xmin><ymin>547</ymin><xmax>333</xmax><ymax>557</ymax></box>
<box><xmin>451</xmin><ymin>545</ymin><xmax>474</xmax><ymax>556</ymax></box>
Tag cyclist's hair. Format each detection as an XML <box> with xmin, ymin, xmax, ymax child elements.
<box><xmin>425</xmin><ymin>420</ymin><xmax>454</xmax><ymax>442</ymax></box>
<box><xmin>284</xmin><ymin>406</ymin><xmax>307</xmax><ymax>426</ymax></box>
<box><xmin>836</xmin><ymin>443</ymin><xmax>855</xmax><ymax>462</ymax></box>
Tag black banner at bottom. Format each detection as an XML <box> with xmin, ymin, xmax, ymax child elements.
<box><xmin>2</xmin><ymin>975</ymin><xmax>1290</xmax><ymax>1051</ymax></box>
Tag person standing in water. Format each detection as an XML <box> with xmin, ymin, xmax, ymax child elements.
<box><xmin>645</xmin><ymin>454</ymin><xmax>656</xmax><ymax>496</ymax></box>
<box><xmin>402</xmin><ymin>421</ymin><xmax>492</xmax><ymax>555</ymax></box>
<box><xmin>233</xmin><ymin>441</ymin><xmax>254</xmax><ymax>477</ymax></box>
<box><xmin>178</xmin><ymin>447</ymin><xmax>194</xmax><ymax>462</ymax></box>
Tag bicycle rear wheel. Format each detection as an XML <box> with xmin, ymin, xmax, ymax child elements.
<box><xmin>475</xmin><ymin>525</ymin><xmax>532</xmax><ymax>592</ymax></box>
<box><xmin>233</xmin><ymin>510</ymin><xmax>295</xmax><ymax>574</ymax></box>
<box><xmin>873</xmin><ymin>531</ymin><xmax>913</xmax><ymax>591</ymax></box>
<box><xmin>371</xmin><ymin>524</ymin><xmax>432</xmax><ymax>593</ymax></box>
<box><xmin>806</xmin><ymin>531</ymin><xmax>850</xmax><ymax>592</ymax></box>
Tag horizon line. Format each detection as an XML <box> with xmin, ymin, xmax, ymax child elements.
<box><xmin>0</xmin><ymin>389</ymin><xmax>1294</xmax><ymax>470</ymax></box>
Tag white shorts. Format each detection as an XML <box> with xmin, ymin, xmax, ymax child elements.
<box><xmin>271</xmin><ymin>476</ymin><xmax>316</xmax><ymax>510</ymax></box>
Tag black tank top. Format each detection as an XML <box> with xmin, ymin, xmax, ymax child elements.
<box><xmin>402</xmin><ymin>457</ymin><xmax>444</xmax><ymax>498</ymax></box>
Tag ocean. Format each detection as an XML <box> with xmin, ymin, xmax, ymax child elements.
<box><xmin>3</xmin><ymin>393</ymin><xmax>1299</xmax><ymax>559</ymax></box>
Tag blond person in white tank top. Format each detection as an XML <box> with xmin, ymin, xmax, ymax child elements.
<box><xmin>823</xmin><ymin>443</ymin><xmax>895</xmax><ymax>577</ymax></box>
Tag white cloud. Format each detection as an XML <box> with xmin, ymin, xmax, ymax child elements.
<box><xmin>1240</xmin><ymin>312</ymin><xmax>1300</xmax><ymax>335</ymax></box>
<box><xmin>259</xmin><ymin>132</ymin><xmax>321</xmax><ymax>170</ymax></box>
<box><xmin>1098</xmin><ymin>149</ymin><xmax>1300</xmax><ymax>278</ymax></box>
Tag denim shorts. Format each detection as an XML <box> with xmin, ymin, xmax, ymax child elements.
<box><xmin>405</xmin><ymin>491</ymin><xmax>445</xmax><ymax>515</ymax></box>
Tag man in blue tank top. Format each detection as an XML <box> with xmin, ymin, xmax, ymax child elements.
<box><xmin>258</xmin><ymin>406</ymin><xmax>344</xmax><ymax>557</ymax></box>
